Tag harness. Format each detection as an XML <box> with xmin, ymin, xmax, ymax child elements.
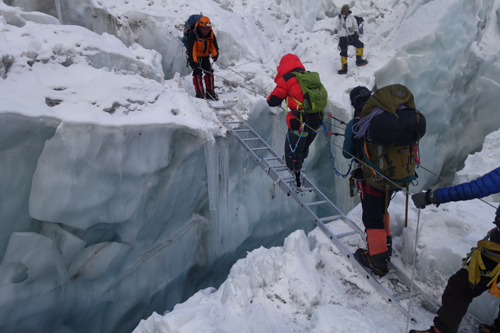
<box><xmin>463</xmin><ymin>228</ymin><xmax>500</xmax><ymax>297</ymax></box>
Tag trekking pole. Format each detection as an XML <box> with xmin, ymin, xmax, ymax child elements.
<box><xmin>328</xmin><ymin>114</ymin><xmax>348</xmax><ymax>126</ymax></box>
<box><xmin>405</xmin><ymin>184</ymin><xmax>409</xmax><ymax>228</ymax></box>
<box><xmin>406</xmin><ymin>208</ymin><xmax>421</xmax><ymax>332</ymax></box>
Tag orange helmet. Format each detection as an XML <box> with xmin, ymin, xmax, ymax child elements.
<box><xmin>198</xmin><ymin>16</ymin><xmax>211</xmax><ymax>27</ymax></box>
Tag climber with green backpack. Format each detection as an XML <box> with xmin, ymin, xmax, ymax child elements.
<box><xmin>342</xmin><ymin>84</ymin><xmax>426</xmax><ymax>276</ymax></box>
<box><xmin>267</xmin><ymin>53</ymin><xmax>328</xmax><ymax>189</ymax></box>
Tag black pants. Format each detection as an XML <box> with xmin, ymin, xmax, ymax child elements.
<box><xmin>339</xmin><ymin>34</ymin><xmax>364</xmax><ymax>57</ymax></box>
<box><xmin>191</xmin><ymin>56</ymin><xmax>212</xmax><ymax>76</ymax></box>
<box><xmin>284</xmin><ymin>113</ymin><xmax>322</xmax><ymax>171</ymax></box>
<box><xmin>285</xmin><ymin>131</ymin><xmax>317</xmax><ymax>171</ymax></box>
<box><xmin>360</xmin><ymin>185</ymin><xmax>392</xmax><ymax>229</ymax></box>
<box><xmin>434</xmin><ymin>268</ymin><xmax>500</xmax><ymax>333</ymax></box>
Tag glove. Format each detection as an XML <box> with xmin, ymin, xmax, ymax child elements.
<box><xmin>295</xmin><ymin>170</ymin><xmax>301</xmax><ymax>188</ymax></box>
<box><xmin>333</xmin><ymin>29</ymin><xmax>338</xmax><ymax>34</ymax></box>
<box><xmin>189</xmin><ymin>59</ymin><xmax>197</xmax><ymax>69</ymax></box>
<box><xmin>212</xmin><ymin>54</ymin><xmax>218</xmax><ymax>62</ymax></box>
<box><xmin>348</xmin><ymin>26</ymin><xmax>355</xmax><ymax>33</ymax></box>
<box><xmin>412</xmin><ymin>189</ymin><xmax>439</xmax><ymax>209</ymax></box>
<box><xmin>291</xmin><ymin>109</ymin><xmax>300</xmax><ymax>117</ymax></box>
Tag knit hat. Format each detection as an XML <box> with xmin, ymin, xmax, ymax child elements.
<box><xmin>350</xmin><ymin>86</ymin><xmax>372</xmax><ymax>108</ymax></box>
<box><xmin>341</xmin><ymin>4</ymin><xmax>349</xmax><ymax>11</ymax></box>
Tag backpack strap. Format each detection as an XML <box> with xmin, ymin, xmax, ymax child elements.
<box><xmin>463</xmin><ymin>229</ymin><xmax>500</xmax><ymax>296</ymax></box>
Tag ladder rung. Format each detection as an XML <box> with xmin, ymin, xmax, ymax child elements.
<box><xmin>234</xmin><ymin>129</ymin><xmax>252</xmax><ymax>132</ymax></box>
<box><xmin>320</xmin><ymin>215</ymin><xmax>342</xmax><ymax>223</ymax></box>
<box><xmin>307</xmin><ymin>200</ymin><xmax>328</xmax><ymax>207</ymax></box>
<box><xmin>227</xmin><ymin>121</ymin><xmax>243</xmax><ymax>124</ymax></box>
<box><xmin>218</xmin><ymin>112</ymin><xmax>233</xmax><ymax>117</ymax></box>
<box><xmin>265</xmin><ymin>157</ymin><xmax>281</xmax><ymax>161</ymax></box>
<box><xmin>301</xmin><ymin>187</ymin><xmax>314</xmax><ymax>192</ymax></box>
<box><xmin>334</xmin><ymin>230</ymin><xmax>357</xmax><ymax>239</ymax></box>
<box><xmin>251</xmin><ymin>147</ymin><xmax>270</xmax><ymax>151</ymax></box>
<box><xmin>242</xmin><ymin>138</ymin><xmax>261</xmax><ymax>141</ymax></box>
<box><xmin>214</xmin><ymin>106</ymin><xmax>228</xmax><ymax>109</ymax></box>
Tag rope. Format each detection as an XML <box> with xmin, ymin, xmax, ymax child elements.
<box><xmin>322</xmin><ymin>121</ymin><xmax>353</xmax><ymax>178</ymax></box>
<box><xmin>192</xmin><ymin>61</ymin><xmax>497</xmax><ymax>212</ymax></box>
<box><xmin>406</xmin><ymin>208</ymin><xmax>421</xmax><ymax>332</ymax></box>
<box><xmin>352</xmin><ymin>107</ymin><xmax>383</xmax><ymax>139</ymax></box>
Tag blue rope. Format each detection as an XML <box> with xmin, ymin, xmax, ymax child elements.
<box><xmin>322</xmin><ymin>122</ymin><xmax>353</xmax><ymax>178</ymax></box>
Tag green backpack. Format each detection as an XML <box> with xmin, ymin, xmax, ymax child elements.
<box><xmin>291</xmin><ymin>71</ymin><xmax>328</xmax><ymax>113</ymax></box>
<box><xmin>359</xmin><ymin>84</ymin><xmax>426</xmax><ymax>191</ymax></box>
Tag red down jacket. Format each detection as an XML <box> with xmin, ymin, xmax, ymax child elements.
<box><xmin>267</xmin><ymin>54</ymin><xmax>306</xmax><ymax>129</ymax></box>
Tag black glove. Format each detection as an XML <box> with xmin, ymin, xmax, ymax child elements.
<box><xmin>212</xmin><ymin>54</ymin><xmax>218</xmax><ymax>62</ymax></box>
<box><xmin>291</xmin><ymin>109</ymin><xmax>300</xmax><ymax>117</ymax></box>
<box><xmin>412</xmin><ymin>189</ymin><xmax>439</xmax><ymax>209</ymax></box>
<box><xmin>189</xmin><ymin>59</ymin><xmax>197</xmax><ymax>69</ymax></box>
<box><xmin>295</xmin><ymin>170</ymin><xmax>301</xmax><ymax>188</ymax></box>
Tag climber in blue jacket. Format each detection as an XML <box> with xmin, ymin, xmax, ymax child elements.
<box><xmin>409</xmin><ymin>166</ymin><xmax>500</xmax><ymax>333</ymax></box>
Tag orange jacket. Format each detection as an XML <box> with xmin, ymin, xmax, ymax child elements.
<box><xmin>186</xmin><ymin>21</ymin><xmax>218</xmax><ymax>64</ymax></box>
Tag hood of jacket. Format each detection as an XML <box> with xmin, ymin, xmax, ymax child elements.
<box><xmin>274</xmin><ymin>54</ymin><xmax>305</xmax><ymax>83</ymax></box>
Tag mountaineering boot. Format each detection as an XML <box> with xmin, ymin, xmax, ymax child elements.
<box><xmin>355</xmin><ymin>249</ymin><xmax>389</xmax><ymax>276</ymax></box>
<box><xmin>204</xmin><ymin>73</ymin><xmax>218</xmax><ymax>100</ymax></box>
<box><xmin>338</xmin><ymin>56</ymin><xmax>348</xmax><ymax>74</ymax></box>
<box><xmin>205</xmin><ymin>91</ymin><xmax>219</xmax><ymax>101</ymax></box>
<box><xmin>193</xmin><ymin>75</ymin><xmax>205</xmax><ymax>99</ymax></box>
<box><xmin>355</xmin><ymin>48</ymin><xmax>368</xmax><ymax>66</ymax></box>
<box><xmin>409</xmin><ymin>327</ymin><xmax>441</xmax><ymax>333</ymax></box>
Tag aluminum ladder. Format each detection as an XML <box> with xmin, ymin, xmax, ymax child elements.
<box><xmin>207</xmin><ymin>100</ymin><xmax>436</xmax><ymax>319</ymax></box>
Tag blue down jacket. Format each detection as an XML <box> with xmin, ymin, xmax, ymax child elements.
<box><xmin>435</xmin><ymin>167</ymin><xmax>500</xmax><ymax>225</ymax></box>
<box><xmin>435</xmin><ymin>167</ymin><xmax>500</xmax><ymax>203</ymax></box>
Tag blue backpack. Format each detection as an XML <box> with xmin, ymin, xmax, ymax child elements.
<box><xmin>182</xmin><ymin>14</ymin><xmax>203</xmax><ymax>47</ymax></box>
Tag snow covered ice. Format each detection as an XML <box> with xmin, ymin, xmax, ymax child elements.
<box><xmin>0</xmin><ymin>0</ymin><xmax>500</xmax><ymax>332</ymax></box>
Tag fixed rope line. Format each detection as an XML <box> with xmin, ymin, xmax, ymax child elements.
<box><xmin>193</xmin><ymin>65</ymin><xmax>475</xmax><ymax>201</ymax></box>
<box><xmin>191</xmin><ymin>65</ymin><xmax>269</xmax><ymax>98</ymax></box>
<box><xmin>217</xmin><ymin>62</ymin><xmax>271</xmax><ymax>96</ymax></box>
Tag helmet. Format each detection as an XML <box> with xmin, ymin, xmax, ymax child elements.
<box><xmin>198</xmin><ymin>16</ymin><xmax>211</xmax><ymax>27</ymax></box>
<box><xmin>350</xmin><ymin>86</ymin><xmax>372</xmax><ymax>107</ymax></box>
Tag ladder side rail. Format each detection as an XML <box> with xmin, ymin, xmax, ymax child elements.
<box><xmin>388</xmin><ymin>262</ymin><xmax>439</xmax><ymax>311</ymax></box>
<box><xmin>301</xmin><ymin>174</ymin><xmax>366</xmax><ymax>238</ymax></box>
<box><xmin>208</xmin><ymin>100</ymin><xmax>429</xmax><ymax>319</ymax></box>
<box><xmin>281</xmin><ymin>183</ymin><xmax>413</xmax><ymax>318</ymax></box>
<box><xmin>207</xmin><ymin>102</ymin><xmax>282</xmax><ymax>166</ymax></box>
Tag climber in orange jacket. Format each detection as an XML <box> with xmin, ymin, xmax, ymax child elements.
<box><xmin>186</xmin><ymin>16</ymin><xmax>219</xmax><ymax>100</ymax></box>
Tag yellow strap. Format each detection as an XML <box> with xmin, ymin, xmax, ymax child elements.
<box><xmin>469</xmin><ymin>247</ymin><xmax>487</xmax><ymax>286</ymax></box>
<box><xmin>487</xmin><ymin>264</ymin><xmax>500</xmax><ymax>286</ymax></box>
<box><xmin>363</xmin><ymin>141</ymin><xmax>377</xmax><ymax>175</ymax></box>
